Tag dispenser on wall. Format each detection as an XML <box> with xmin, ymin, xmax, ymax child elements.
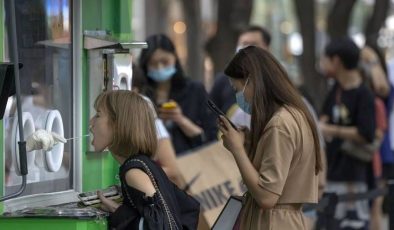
<box><xmin>84</xmin><ymin>30</ymin><xmax>147</xmax><ymax>152</ymax></box>
<box><xmin>111</xmin><ymin>53</ymin><xmax>132</xmax><ymax>91</ymax></box>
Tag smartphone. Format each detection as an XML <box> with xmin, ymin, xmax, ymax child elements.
<box><xmin>206</xmin><ymin>99</ymin><xmax>238</xmax><ymax>130</ymax></box>
<box><xmin>161</xmin><ymin>101</ymin><xmax>177</xmax><ymax>109</ymax></box>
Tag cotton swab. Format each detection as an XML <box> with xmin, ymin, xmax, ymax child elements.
<box><xmin>65</xmin><ymin>134</ymin><xmax>91</xmax><ymax>141</ymax></box>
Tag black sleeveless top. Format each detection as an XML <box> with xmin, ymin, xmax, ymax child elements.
<box><xmin>110</xmin><ymin>154</ymin><xmax>182</xmax><ymax>229</ymax></box>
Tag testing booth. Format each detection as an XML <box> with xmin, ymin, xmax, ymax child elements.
<box><xmin>0</xmin><ymin>1</ymin><xmax>144</xmax><ymax>229</ymax></box>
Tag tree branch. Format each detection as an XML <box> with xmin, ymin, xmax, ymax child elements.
<box><xmin>205</xmin><ymin>0</ymin><xmax>252</xmax><ymax>73</ymax></box>
<box><xmin>327</xmin><ymin>0</ymin><xmax>357</xmax><ymax>39</ymax></box>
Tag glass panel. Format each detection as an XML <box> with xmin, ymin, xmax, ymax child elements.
<box><xmin>4</xmin><ymin>0</ymin><xmax>73</xmax><ymax>195</ymax></box>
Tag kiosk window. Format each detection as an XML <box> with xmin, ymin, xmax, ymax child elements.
<box><xmin>4</xmin><ymin>0</ymin><xmax>73</xmax><ymax>196</ymax></box>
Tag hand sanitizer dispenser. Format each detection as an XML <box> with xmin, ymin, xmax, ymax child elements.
<box><xmin>84</xmin><ymin>31</ymin><xmax>147</xmax><ymax>152</ymax></box>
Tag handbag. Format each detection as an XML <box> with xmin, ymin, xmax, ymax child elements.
<box><xmin>340</xmin><ymin>138</ymin><xmax>381</xmax><ymax>162</ymax></box>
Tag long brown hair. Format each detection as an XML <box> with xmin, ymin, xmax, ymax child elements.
<box><xmin>94</xmin><ymin>90</ymin><xmax>157</xmax><ymax>158</ymax></box>
<box><xmin>224</xmin><ymin>46</ymin><xmax>322</xmax><ymax>174</ymax></box>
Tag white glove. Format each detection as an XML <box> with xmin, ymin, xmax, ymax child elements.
<box><xmin>26</xmin><ymin>129</ymin><xmax>67</xmax><ymax>152</ymax></box>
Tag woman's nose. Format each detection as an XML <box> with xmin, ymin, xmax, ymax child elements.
<box><xmin>157</xmin><ymin>63</ymin><xmax>165</xmax><ymax>69</ymax></box>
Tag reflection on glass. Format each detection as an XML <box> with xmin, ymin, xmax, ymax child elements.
<box><xmin>4</xmin><ymin>0</ymin><xmax>73</xmax><ymax>196</ymax></box>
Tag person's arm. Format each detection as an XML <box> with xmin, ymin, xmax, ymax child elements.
<box><xmin>227</xmin><ymin>139</ymin><xmax>280</xmax><ymax>209</ymax></box>
<box><xmin>375</xmin><ymin>99</ymin><xmax>388</xmax><ymax>141</ymax></box>
<box><xmin>97</xmin><ymin>190</ymin><xmax>121</xmax><ymax>213</ymax></box>
<box><xmin>158</xmin><ymin>105</ymin><xmax>203</xmax><ymax>138</ymax></box>
<box><xmin>26</xmin><ymin>130</ymin><xmax>67</xmax><ymax>152</ymax></box>
<box><xmin>218</xmin><ymin>116</ymin><xmax>282</xmax><ymax>209</ymax></box>
<box><xmin>176</xmin><ymin>114</ymin><xmax>203</xmax><ymax>137</ymax></box>
<box><xmin>153</xmin><ymin>118</ymin><xmax>184</xmax><ymax>187</ymax></box>
<box><xmin>370</xmin><ymin>63</ymin><xmax>389</xmax><ymax>98</ymax></box>
<box><xmin>320</xmin><ymin>86</ymin><xmax>376</xmax><ymax>143</ymax></box>
<box><xmin>158</xmin><ymin>83</ymin><xmax>217</xmax><ymax>141</ymax></box>
<box><xmin>361</xmin><ymin>46</ymin><xmax>389</xmax><ymax>98</ymax></box>
<box><xmin>319</xmin><ymin>124</ymin><xmax>369</xmax><ymax>143</ymax></box>
<box><xmin>319</xmin><ymin>115</ymin><xmax>329</xmax><ymax>123</ymax></box>
<box><xmin>154</xmin><ymin>138</ymin><xmax>184</xmax><ymax>187</ymax></box>
<box><xmin>125</xmin><ymin>169</ymin><xmax>156</xmax><ymax>196</ymax></box>
<box><xmin>99</xmin><ymin>169</ymin><xmax>157</xmax><ymax>212</ymax></box>
<box><xmin>319</xmin><ymin>116</ymin><xmax>334</xmax><ymax>142</ymax></box>
<box><xmin>318</xmin><ymin>86</ymin><xmax>335</xmax><ymax>139</ymax></box>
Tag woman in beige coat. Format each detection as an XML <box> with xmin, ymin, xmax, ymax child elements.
<box><xmin>218</xmin><ymin>46</ymin><xmax>323</xmax><ymax>229</ymax></box>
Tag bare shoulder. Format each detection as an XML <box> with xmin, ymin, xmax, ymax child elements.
<box><xmin>125</xmin><ymin>169</ymin><xmax>156</xmax><ymax>196</ymax></box>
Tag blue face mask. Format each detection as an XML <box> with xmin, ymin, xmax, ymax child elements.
<box><xmin>236</xmin><ymin>78</ymin><xmax>251</xmax><ymax>114</ymax></box>
<box><xmin>147</xmin><ymin>65</ymin><xmax>176</xmax><ymax>82</ymax></box>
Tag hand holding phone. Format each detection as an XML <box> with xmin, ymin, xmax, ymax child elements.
<box><xmin>206</xmin><ymin>99</ymin><xmax>238</xmax><ymax>130</ymax></box>
<box><xmin>161</xmin><ymin>101</ymin><xmax>178</xmax><ymax>110</ymax></box>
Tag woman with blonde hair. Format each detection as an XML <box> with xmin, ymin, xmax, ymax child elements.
<box><xmin>90</xmin><ymin>90</ymin><xmax>198</xmax><ymax>229</ymax></box>
<box><xmin>219</xmin><ymin>46</ymin><xmax>322</xmax><ymax>229</ymax></box>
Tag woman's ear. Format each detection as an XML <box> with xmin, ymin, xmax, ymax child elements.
<box><xmin>332</xmin><ymin>56</ymin><xmax>342</xmax><ymax>68</ymax></box>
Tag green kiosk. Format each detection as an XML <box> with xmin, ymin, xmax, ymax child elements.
<box><xmin>0</xmin><ymin>0</ymin><xmax>143</xmax><ymax>229</ymax></box>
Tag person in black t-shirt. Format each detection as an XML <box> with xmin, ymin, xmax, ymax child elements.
<box><xmin>321</xmin><ymin>83</ymin><xmax>375</xmax><ymax>181</ymax></box>
<box><xmin>319</xmin><ymin>37</ymin><xmax>376</xmax><ymax>229</ymax></box>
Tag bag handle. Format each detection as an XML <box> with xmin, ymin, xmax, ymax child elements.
<box><xmin>124</xmin><ymin>158</ymin><xmax>179</xmax><ymax>230</ymax></box>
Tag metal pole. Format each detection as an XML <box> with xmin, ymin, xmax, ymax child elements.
<box><xmin>0</xmin><ymin>0</ymin><xmax>27</xmax><ymax>202</ymax></box>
